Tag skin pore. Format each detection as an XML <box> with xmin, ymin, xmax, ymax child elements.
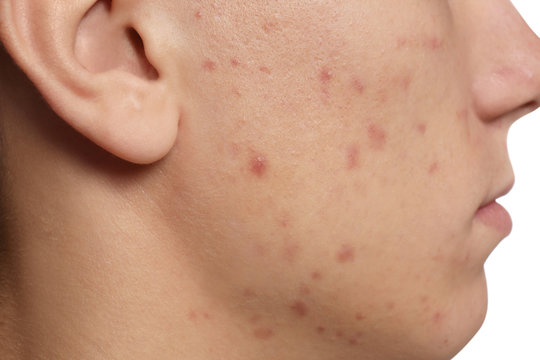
<box><xmin>0</xmin><ymin>0</ymin><xmax>539</xmax><ymax>359</ymax></box>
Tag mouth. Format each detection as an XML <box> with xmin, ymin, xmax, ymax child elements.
<box><xmin>475</xmin><ymin>180</ymin><xmax>514</xmax><ymax>236</ymax></box>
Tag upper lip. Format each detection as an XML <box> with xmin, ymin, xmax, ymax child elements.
<box><xmin>479</xmin><ymin>178</ymin><xmax>515</xmax><ymax>209</ymax></box>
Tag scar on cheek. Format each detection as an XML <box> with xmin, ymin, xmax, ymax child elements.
<box><xmin>202</xmin><ymin>59</ymin><xmax>217</xmax><ymax>72</ymax></box>
<box><xmin>253</xmin><ymin>327</ymin><xmax>275</xmax><ymax>340</ymax></box>
<box><xmin>250</xmin><ymin>155</ymin><xmax>267</xmax><ymax>177</ymax></box>
<box><xmin>336</xmin><ymin>244</ymin><xmax>355</xmax><ymax>263</ymax></box>
<box><xmin>367</xmin><ymin>123</ymin><xmax>387</xmax><ymax>151</ymax></box>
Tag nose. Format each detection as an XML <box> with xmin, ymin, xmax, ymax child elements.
<box><xmin>468</xmin><ymin>0</ymin><xmax>540</xmax><ymax>123</ymax></box>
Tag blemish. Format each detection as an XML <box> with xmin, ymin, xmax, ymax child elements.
<box><xmin>203</xmin><ymin>312</ymin><xmax>211</xmax><ymax>319</ymax></box>
<box><xmin>250</xmin><ymin>314</ymin><xmax>262</xmax><ymax>324</ymax></box>
<box><xmin>243</xmin><ymin>288</ymin><xmax>257</xmax><ymax>298</ymax></box>
<box><xmin>416</xmin><ymin>123</ymin><xmax>427</xmax><ymax>135</ymax></box>
<box><xmin>398</xmin><ymin>75</ymin><xmax>412</xmax><ymax>92</ymax></box>
<box><xmin>396</xmin><ymin>37</ymin><xmax>409</xmax><ymax>49</ymax></box>
<box><xmin>283</xmin><ymin>242</ymin><xmax>301</xmax><ymax>263</ymax></box>
<box><xmin>188</xmin><ymin>310</ymin><xmax>198</xmax><ymax>321</ymax></box>
<box><xmin>428</xmin><ymin>162</ymin><xmax>439</xmax><ymax>175</ymax></box>
<box><xmin>195</xmin><ymin>10</ymin><xmax>203</xmax><ymax>19</ymax></box>
<box><xmin>346</xmin><ymin>145</ymin><xmax>361</xmax><ymax>170</ymax></box>
<box><xmin>253</xmin><ymin>327</ymin><xmax>275</xmax><ymax>340</ymax></box>
<box><xmin>457</xmin><ymin>108</ymin><xmax>469</xmax><ymax>121</ymax></box>
<box><xmin>336</xmin><ymin>244</ymin><xmax>355</xmax><ymax>263</ymax></box>
<box><xmin>355</xmin><ymin>312</ymin><xmax>365</xmax><ymax>321</ymax></box>
<box><xmin>420</xmin><ymin>295</ymin><xmax>429</xmax><ymax>303</ymax></box>
<box><xmin>320</xmin><ymin>67</ymin><xmax>333</xmax><ymax>83</ymax></box>
<box><xmin>299</xmin><ymin>284</ymin><xmax>311</xmax><ymax>296</ymax></box>
<box><xmin>316</xmin><ymin>326</ymin><xmax>326</xmax><ymax>334</ymax></box>
<box><xmin>386</xmin><ymin>302</ymin><xmax>395</xmax><ymax>310</ymax></box>
<box><xmin>335</xmin><ymin>330</ymin><xmax>344</xmax><ymax>338</ymax></box>
<box><xmin>348</xmin><ymin>338</ymin><xmax>359</xmax><ymax>346</ymax></box>
<box><xmin>232</xmin><ymin>88</ymin><xmax>242</xmax><ymax>97</ymax></box>
<box><xmin>351</xmin><ymin>78</ymin><xmax>365</xmax><ymax>94</ymax></box>
<box><xmin>423</xmin><ymin>36</ymin><xmax>444</xmax><ymax>50</ymax></box>
<box><xmin>290</xmin><ymin>301</ymin><xmax>308</xmax><ymax>317</ymax></box>
<box><xmin>202</xmin><ymin>59</ymin><xmax>217</xmax><ymax>72</ymax></box>
<box><xmin>250</xmin><ymin>155</ymin><xmax>267</xmax><ymax>177</ymax></box>
<box><xmin>278</xmin><ymin>214</ymin><xmax>290</xmax><ymax>228</ymax></box>
<box><xmin>259</xmin><ymin>66</ymin><xmax>271</xmax><ymax>74</ymax></box>
<box><xmin>311</xmin><ymin>271</ymin><xmax>322</xmax><ymax>280</ymax></box>
<box><xmin>367</xmin><ymin>123</ymin><xmax>387</xmax><ymax>151</ymax></box>
<box><xmin>231</xmin><ymin>58</ymin><xmax>240</xmax><ymax>67</ymax></box>
<box><xmin>433</xmin><ymin>311</ymin><xmax>442</xmax><ymax>323</ymax></box>
<box><xmin>262</xmin><ymin>21</ymin><xmax>278</xmax><ymax>34</ymax></box>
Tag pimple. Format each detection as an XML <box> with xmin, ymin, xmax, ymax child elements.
<box><xmin>346</xmin><ymin>145</ymin><xmax>361</xmax><ymax>170</ymax></box>
<box><xmin>423</xmin><ymin>36</ymin><xmax>444</xmax><ymax>50</ymax></box>
<box><xmin>290</xmin><ymin>301</ymin><xmax>309</xmax><ymax>317</ymax></box>
<box><xmin>299</xmin><ymin>284</ymin><xmax>311</xmax><ymax>296</ymax></box>
<box><xmin>202</xmin><ymin>59</ymin><xmax>217</xmax><ymax>72</ymax></box>
<box><xmin>253</xmin><ymin>327</ymin><xmax>275</xmax><ymax>340</ymax></box>
<box><xmin>311</xmin><ymin>271</ymin><xmax>323</xmax><ymax>280</ymax></box>
<box><xmin>232</xmin><ymin>88</ymin><xmax>242</xmax><ymax>97</ymax></box>
<box><xmin>335</xmin><ymin>330</ymin><xmax>344</xmax><ymax>338</ymax></box>
<box><xmin>336</xmin><ymin>244</ymin><xmax>355</xmax><ymax>263</ymax></box>
<box><xmin>386</xmin><ymin>302</ymin><xmax>395</xmax><ymax>310</ymax></box>
<box><xmin>250</xmin><ymin>155</ymin><xmax>267</xmax><ymax>177</ymax></box>
<box><xmin>283</xmin><ymin>242</ymin><xmax>301</xmax><ymax>263</ymax></box>
<box><xmin>195</xmin><ymin>10</ymin><xmax>202</xmax><ymax>19</ymax></box>
<box><xmin>351</xmin><ymin>78</ymin><xmax>365</xmax><ymax>94</ymax></box>
<box><xmin>316</xmin><ymin>326</ymin><xmax>326</xmax><ymax>334</ymax></box>
<box><xmin>188</xmin><ymin>310</ymin><xmax>198</xmax><ymax>321</ymax></box>
<box><xmin>243</xmin><ymin>288</ymin><xmax>257</xmax><ymax>298</ymax></box>
<box><xmin>420</xmin><ymin>295</ymin><xmax>429</xmax><ymax>303</ymax></box>
<box><xmin>231</xmin><ymin>58</ymin><xmax>240</xmax><ymax>67</ymax></box>
<box><xmin>416</xmin><ymin>123</ymin><xmax>427</xmax><ymax>135</ymax></box>
<box><xmin>367</xmin><ymin>123</ymin><xmax>387</xmax><ymax>151</ymax></box>
<box><xmin>262</xmin><ymin>21</ymin><xmax>278</xmax><ymax>34</ymax></box>
<box><xmin>249</xmin><ymin>314</ymin><xmax>262</xmax><ymax>324</ymax></box>
<box><xmin>433</xmin><ymin>311</ymin><xmax>443</xmax><ymax>324</ymax></box>
<box><xmin>320</xmin><ymin>67</ymin><xmax>333</xmax><ymax>83</ymax></box>
<box><xmin>429</xmin><ymin>162</ymin><xmax>439</xmax><ymax>175</ymax></box>
<box><xmin>259</xmin><ymin>66</ymin><xmax>271</xmax><ymax>74</ymax></box>
<box><xmin>398</xmin><ymin>75</ymin><xmax>412</xmax><ymax>92</ymax></box>
<box><xmin>355</xmin><ymin>312</ymin><xmax>365</xmax><ymax>321</ymax></box>
<box><xmin>457</xmin><ymin>108</ymin><xmax>469</xmax><ymax>121</ymax></box>
<box><xmin>203</xmin><ymin>312</ymin><xmax>211</xmax><ymax>320</ymax></box>
<box><xmin>396</xmin><ymin>37</ymin><xmax>409</xmax><ymax>49</ymax></box>
<box><xmin>348</xmin><ymin>338</ymin><xmax>359</xmax><ymax>346</ymax></box>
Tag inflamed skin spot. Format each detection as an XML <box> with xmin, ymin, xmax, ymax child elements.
<box><xmin>336</xmin><ymin>244</ymin><xmax>355</xmax><ymax>263</ymax></box>
<box><xmin>367</xmin><ymin>123</ymin><xmax>387</xmax><ymax>151</ymax></box>
<box><xmin>250</xmin><ymin>155</ymin><xmax>267</xmax><ymax>177</ymax></box>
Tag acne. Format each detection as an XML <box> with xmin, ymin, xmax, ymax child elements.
<box><xmin>351</xmin><ymin>77</ymin><xmax>365</xmax><ymax>94</ymax></box>
<box><xmin>299</xmin><ymin>284</ymin><xmax>311</xmax><ymax>296</ymax></box>
<box><xmin>319</xmin><ymin>67</ymin><xmax>333</xmax><ymax>100</ymax></box>
<box><xmin>231</xmin><ymin>58</ymin><xmax>240</xmax><ymax>67</ymax></box>
<box><xmin>195</xmin><ymin>10</ymin><xmax>202</xmax><ymax>19</ymax></box>
<box><xmin>202</xmin><ymin>59</ymin><xmax>217</xmax><ymax>72</ymax></box>
<box><xmin>250</xmin><ymin>155</ymin><xmax>268</xmax><ymax>177</ymax></box>
<box><xmin>416</xmin><ymin>123</ymin><xmax>427</xmax><ymax>135</ymax></box>
<box><xmin>423</xmin><ymin>36</ymin><xmax>444</xmax><ymax>50</ymax></box>
<box><xmin>243</xmin><ymin>288</ymin><xmax>257</xmax><ymax>298</ymax></box>
<box><xmin>249</xmin><ymin>314</ymin><xmax>262</xmax><ymax>324</ymax></box>
<box><xmin>253</xmin><ymin>327</ymin><xmax>275</xmax><ymax>340</ymax></box>
<box><xmin>432</xmin><ymin>311</ymin><xmax>443</xmax><ymax>324</ymax></box>
<box><xmin>348</xmin><ymin>337</ymin><xmax>360</xmax><ymax>346</ymax></box>
<box><xmin>259</xmin><ymin>66</ymin><xmax>271</xmax><ymax>74</ymax></box>
<box><xmin>367</xmin><ymin>123</ymin><xmax>387</xmax><ymax>151</ymax></box>
<box><xmin>283</xmin><ymin>242</ymin><xmax>301</xmax><ymax>263</ymax></box>
<box><xmin>311</xmin><ymin>271</ymin><xmax>323</xmax><ymax>280</ymax></box>
<box><xmin>336</xmin><ymin>244</ymin><xmax>355</xmax><ymax>263</ymax></box>
<box><xmin>346</xmin><ymin>145</ymin><xmax>361</xmax><ymax>170</ymax></box>
<box><xmin>262</xmin><ymin>21</ymin><xmax>278</xmax><ymax>34</ymax></box>
<box><xmin>355</xmin><ymin>312</ymin><xmax>365</xmax><ymax>321</ymax></box>
<box><xmin>428</xmin><ymin>162</ymin><xmax>439</xmax><ymax>175</ymax></box>
<box><xmin>290</xmin><ymin>301</ymin><xmax>309</xmax><ymax>317</ymax></box>
<box><xmin>457</xmin><ymin>108</ymin><xmax>469</xmax><ymax>121</ymax></box>
<box><xmin>386</xmin><ymin>302</ymin><xmax>395</xmax><ymax>311</ymax></box>
<box><xmin>335</xmin><ymin>330</ymin><xmax>344</xmax><ymax>338</ymax></box>
<box><xmin>316</xmin><ymin>326</ymin><xmax>326</xmax><ymax>334</ymax></box>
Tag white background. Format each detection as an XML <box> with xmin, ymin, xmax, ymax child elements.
<box><xmin>454</xmin><ymin>1</ymin><xmax>540</xmax><ymax>359</ymax></box>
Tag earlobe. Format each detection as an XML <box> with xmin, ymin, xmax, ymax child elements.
<box><xmin>0</xmin><ymin>0</ymin><xmax>181</xmax><ymax>164</ymax></box>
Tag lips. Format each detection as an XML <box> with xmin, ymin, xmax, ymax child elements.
<box><xmin>475</xmin><ymin>180</ymin><xmax>515</xmax><ymax>235</ymax></box>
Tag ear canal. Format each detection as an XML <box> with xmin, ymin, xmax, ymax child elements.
<box><xmin>75</xmin><ymin>0</ymin><xmax>158</xmax><ymax>81</ymax></box>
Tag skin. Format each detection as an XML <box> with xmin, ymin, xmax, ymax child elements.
<box><xmin>0</xmin><ymin>0</ymin><xmax>539</xmax><ymax>359</ymax></box>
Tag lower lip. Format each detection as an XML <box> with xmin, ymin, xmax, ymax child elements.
<box><xmin>475</xmin><ymin>201</ymin><xmax>512</xmax><ymax>235</ymax></box>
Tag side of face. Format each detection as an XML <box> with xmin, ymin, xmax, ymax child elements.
<box><xmin>154</xmin><ymin>1</ymin><xmax>540</xmax><ymax>358</ymax></box>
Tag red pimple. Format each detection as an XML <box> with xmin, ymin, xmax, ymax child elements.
<box><xmin>188</xmin><ymin>310</ymin><xmax>198</xmax><ymax>321</ymax></box>
<box><xmin>457</xmin><ymin>108</ymin><xmax>469</xmax><ymax>121</ymax></box>
<box><xmin>283</xmin><ymin>242</ymin><xmax>301</xmax><ymax>263</ymax></box>
<box><xmin>231</xmin><ymin>58</ymin><xmax>240</xmax><ymax>67</ymax></box>
<box><xmin>195</xmin><ymin>10</ymin><xmax>202</xmax><ymax>19</ymax></box>
<box><xmin>316</xmin><ymin>326</ymin><xmax>326</xmax><ymax>334</ymax></box>
<box><xmin>348</xmin><ymin>338</ymin><xmax>359</xmax><ymax>346</ymax></box>
<box><xmin>433</xmin><ymin>311</ymin><xmax>442</xmax><ymax>323</ymax></box>
<box><xmin>346</xmin><ymin>145</ymin><xmax>361</xmax><ymax>170</ymax></box>
<box><xmin>417</xmin><ymin>123</ymin><xmax>427</xmax><ymax>135</ymax></box>
<box><xmin>202</xmin><ymin>59</ymin><xmax>217</xmax><ymax>72</ymax></box>
<box><xmin>259</xmin><ymin>66</ymin><xmax>271</xmax><ymax>74</ymax></box>
<box><xmin>290</xmin><ymin>301</ymin><xmax>308</xmax><ymax>317</ymax></box>
<box><xmin>243</xmin><ymin>288</ymin><xmax>257</xmax><ymax>298</ymax></box>
<box><xmin>299</xmin><ymin>284</ymin><xmax>311</xmax><ymax>296</ymax></box>
<box><xmin>311</xmin><ymin>271</ymin><xmax>322</xmax><ymax>280</ymax></box>
<box><xmin>351</xmin><ymin>78</ymin><xmax>365</xmax><ymax>94</ymax></box>
<box><xmin>396</xmin><ymin>37</ymin><xmax>409</xmax><ymax>49</ymax></box>
<box><xmin>250</xmin><ymin>314</ymin><xmax>262</xmax><ymax>324</ymax></box>
<box><xmin>336</xmin><ymin>330</ymin><xmax>344</xmax><ymax>338</ymax></box>
<box><xmin>420</xmin><ymin>295</ymin><xmax>429</xmax><ymax>303</ymax></box>
<box><xmin>320</xmin><ymin>67</ymin><xmax>333</xmax><ymax>83</ymax></box>
<box><xmin>250</xmin><ymin>155</ymin><xmax>267</xmax><ymax>177</ymax></box>
<box><xmin>355</xmin><ymin>312</ymin><xmax>365</xmax><ymax>321</ymax></box>
<box><xmin>336</xmin><ymin>244</ymin><xmax>355</xmax><ymax>263</ymax></box>
<box><xmin>424</xmin><ymin>36</ymin><xmax>444</xmax><ymax>50</ymax></box>
<box><xmin>253</xmin><ymin>327</ymin><xmax>275</xmax><ymax>340</ymax></box>
<box><xmin>386</xmin><ymin>302</ymin><xmax>395</xmax><ymax>310</ymax></box>
<box><xmin>429</xmin><ymin>162</ymin><xmax>439</xmax><ymax>175</ymax></box>
<box><xmin>367</xmin><ymin>123</ymin><xmax>387</xmax><ymax>151</ymax></box>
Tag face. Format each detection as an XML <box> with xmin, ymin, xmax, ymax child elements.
<box><xmin>150</xmin><ymin>0</ymin><xmax>540</xmax><ymax>358</ymax></box>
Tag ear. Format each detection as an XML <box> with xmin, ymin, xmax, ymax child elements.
<box><xmin>0</xmin><ymin>0</ymin><xmax>182</xmax><ymax>164</ymax></box>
